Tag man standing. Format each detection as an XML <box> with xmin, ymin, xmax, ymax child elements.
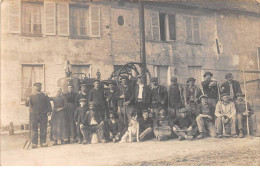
<box><xmin>134</xmin><ymin>75</ymin><xmax>151</xmax><ymax>118</ymax></box>
<box><xmin>221</xmin><ymin>73</ymin><xmax>242</xmax><ymax>101</ymax></box>
<box><xmin>196</xmin><ymin>95</ymin><xmax>216</xmax><ymax>139</ymax></box>
<box><xmin>89</xmin><ymin>79</ymin><xmax>107</xmax><ymax>121</ymax></box>
<box><xmin>105</xmin><ymin>80</ymin><xmax>120</xmax><ymax>114</ymax></box>
<box><xmin>201</xmin><ymin>71</ymin><xmax>218</xmax><ymax>107</ymax></box>
<box><xmin>118</xmin><ymin>76</ymin><xmax>135</xmax><ymax>125</ymax></box>
<box><xmin>215</xmin><ymin>93</ymin><xmax>237</xmax><ymax>138</ymax></box>
<box><xmin>25</xmin><ymin>82</ymin><xmax>52</xmax><ymax>149</ymax></box>
<box><xmin>75</xmin><ymin>84</ymin><xmax>88</xmax><ymax>107</ymax></box>
<box><xmin>168</xmin><ymin>77</ymin><xmax>184</xmax><ymax>119</ymax></box>
<box><xmin>150</xmin><ymin>77</ymin><xmax>168</xmax><ymax>120</ymax></box>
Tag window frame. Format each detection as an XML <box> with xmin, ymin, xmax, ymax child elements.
<box><xmin>70</xmin><ymin>64</ymin><xmax>92</xmax><ymax>79</ymax></box>
<box><xmin>185</xmin><ymin>16</ymin><xmax>202</xmax><ymax>44</ymax></box>
<box><xmin>21</xmin><ymin>64</ymin><xmax>45</xmax><ymax>101</ymax></box>
<box><xmin>21</xmin><ymin>1</ymin><xmax>44</xmax><ymax>37</ymax></box>
<box><xmin>153</xmin><ymin>65</ymin><xmax>170</xmax><ymax>86</ymax></box>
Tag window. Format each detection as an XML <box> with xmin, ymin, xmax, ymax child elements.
<box><xmin>21</xmin><ymin>2</ymin><xmax>43</xmax><ymax>36</ymax></box>
<box><xmin>21</xmin><ymin>65</ymin><xmax>44</xmax><ymax>101</ymax></box>
<box><xmin>151</xmin><ymin>13</ymin><xmax>176</xmax><ymax>41</ymax></box>
<box><xmin>70</xmin><ymin>5</ymin><xmax>89</xmax><ymax>38</ymax></box>
<box><xmin>71</xmin><ymin>65</ymin><xmax>91</xmax><ymax>79</ymax></box>
<box><xmin>188</xmin><ymin>66</ymin><xmax>202</xmax><ymax>85</ymax></box>
<box><xmin>154</xmin><ymin>65</ymin><xmax>169</xmax><ymax>86</ymax></box>
<box><xmin>185</xmin><ymin>16</ymin><xmax>200</xmax><ymax>43</ymax></box>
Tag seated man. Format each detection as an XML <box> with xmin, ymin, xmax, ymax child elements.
<box><xmin>196</xmin><ymin>95</ymin><xmax>216</xmax><ymax>139</ymax></box>
<box><xmin>235</xmin><ymin>93</ymin><xmax>258</xmax><ymax>137</ymax></box>
<box><xmin>153</xmin><ymin>109</ymin><xmax>172</xmax><ymax>141</ymax></box>
<box><xmin>138</xmin><ymin>110</ymin><xmax>154</xmax><ymax>141</ymax></box>
<box><xmin>172</xmin><ymin>107</ymin><xmax>197</xmax><ymax>141</ymax></box>
<box><xmin>104</xmin><ymin>111</ymin><xmax>124</xmax><ymax>143</ymax></box>
<box><xmin>215</xmin><ymin>93</ymin><xmax>237</xmax><ymax>138</ymax></box>
<box><xmin>80</xmin><ymin>101</ymin><xmax>106</xmax><ymax>144</ymax></box>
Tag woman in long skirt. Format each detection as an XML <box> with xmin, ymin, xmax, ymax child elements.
<box><xmin>50</xmin><ymin>88</ymin><xmax>69</xmax><ymax>145</ymax></box>
<box><xmin>64</xmin><ymin>84</ymin><xmax>77</xmax><ymax>143</ymax></box>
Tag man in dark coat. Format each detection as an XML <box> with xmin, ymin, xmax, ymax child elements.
<box><xmin>105</xmin><ymin>80</ymin><xmax>120</xmax><ymax>115</ymax></box>
<box><xmin>150</xmin><ymin>77</ymin><xmax>168</xmax><ymax>120</ymax></box>
<box><xmin>138</xmin><ymin>110</ymin><xmax>154</xmax><ymax>141</ymax></box>
<box><xmin>221</xmin><ymin>73</ymin><xmax>242</xmax><ymax>101</ymax></box>
<box><xmin>25</xmin><ymin>82</ymin><xmax>52</xmax><ymax>149</ymax></box>
<box><xmin>168</xmin><ymin>77</ymin><xmax>184</xmax><ymax>119</ymax></box>
<box><xmin>75</xmin><ymin>84</ymin><xmax>88</xmax><ymax>107</ymax></box>
<box><xmin>134</xmin><ymin>75</ymin><xmax>151</xmax><ymax>118</ymax></box>
<box><xmin>201</xmin><ymin>71</ymin><xmax>218</xmax><ymax>107</ymax></box>
<box><xmin>88</xmin><ymin>79</ymin><xmax>107</xmax><ymax>121</ymax></box>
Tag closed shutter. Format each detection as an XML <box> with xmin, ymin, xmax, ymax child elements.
<box><xmin>151</xmin><ymin>12</ymin><xmax>160</xmax><ymax>41</ymax></box>
<box><xmin>193</xmin><ymin>17</ymin><xmax>200</xmax><ymax>42</ymax></box>
<box><xmin>44</xmin><ymin>1</ymin><xmax>56</xmax><ymax>35</ymax></box>
<box><xmin>185</xmin><ymin>16</ymin><xmax>192</xmax><ymax>42</ymax></box>
<box><xmin>9</xmin><ymin>0</ymin><xmax>21</xmax><ymax>33</ymax></box>
<box><xmin>90</xmin><ymin>6</ymin><xmax>101</xmax><ymax>37</ymax></box>
<box><xmin>58</xmin><ymin>3</ymin><xmax>69</xmax><ymax>36</ymax></box>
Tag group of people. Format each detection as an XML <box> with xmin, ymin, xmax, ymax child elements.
<box><xmin>25</xmin><ymin>71</ymin><xmax>258</xmax><ymax>149</ymax></box>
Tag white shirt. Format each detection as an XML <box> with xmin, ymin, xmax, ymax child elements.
<box><xmin>138</xmin><ymin>84</ymin><xmax>144</xmax><ymax>99</ymax></box>
<box><xmin>215</xmin><ymin>101</ymin><xmax>236</xmax><ymax>118</ymax></box>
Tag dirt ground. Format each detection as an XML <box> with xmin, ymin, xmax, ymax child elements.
<box><xmin>0</xmin><ymin>131</ymin><xmax>259</xmax><ymax>166</ymax></box>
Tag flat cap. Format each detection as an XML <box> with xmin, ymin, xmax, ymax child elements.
<box><xmin>108</xmin><ymin>80</ymin><xmax>117</xmax><ymax>85</ymax></box>
<box><xmin>170</xmin><ymin>77</ymin><xmax>177</xmax><ymax>82</ymax></box>
<box><xmin>225</xmin><ymin>73</ymin><xmax>233</xmax><ymax>79</ymax></box>
<box><xmin>120</xmin><ymin>75</ymin><xmax>129</xmax><ymax>80</ymax></box>
<box><xmin>33</xmin><ymin>82</ymin><xmax>42</xmax><ymax>86</ymax></box>
<box><xmin>79</xmin><ymin>98</ymin><xmax>87</xmax><ymax>102</ymax></box>
<box><xmin>203</xmin><ymin>71</ymin><xmax>213</xmax><ymax>78</ymax></box>
<box><xmin>187</xmin><ymin>77</ymin><xmax>196</xmax><ymax>83</ymax></box>
<box><xmin>136</xmin><ymin>75</ymin><xmax>144</xmax><ymax>79</ymax></box>
<box><xmin>179</xmin><ymin>107</ymin><xmax>189</xmax><ymax>113</ymax></box>
<box><xmin>93</xmin><ymin>79</ymin><xmax>100</xmax><ymax>83</ymax></box>
<box><xmin>221</xmin><ymin>93</ymin><xmax>230</xmax><ymax>98</ymax></box>
<box><xmin>199</xmin><ymin>94</ymin><xmax>208</xmax><ymax>100</ymax></box>
<box><xmin>80</xmin><ymin>83</ymin><xmax>87</xmax><ymax>87</ymax></box>
<box><xmin>150</xmin><ymin>77</ymin><xmax>158</xmax><ymax>82</ymax></box>
<box><xmin>88</xmin><ymin>101</ymin><xmax>96</xmax><ymax>106</ymax></box>
<box><xmin>236</xmin><ymin>93</ymin><xmax>245</xmax><ymax>97</ymax></box>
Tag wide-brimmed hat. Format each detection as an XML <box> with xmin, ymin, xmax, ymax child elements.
<box><xmin>203</xmin><ymin>71</ymin><xmax>213</xmax><ymax>78</ymax></box>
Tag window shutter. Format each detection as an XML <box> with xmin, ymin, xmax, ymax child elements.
<box><xmin>185</xmin><ymin>16</ymin><xmax>192</xmax><ymax>42</ymax></box>
<box><xmin>58</xmin><ymin>3</ymin><xmax>69</xmax><ymax>36</ymax></box>
<box><xmin>9</xmin><ymin>0</ymin><xmax>21</xmax><ymax>33</ymax></box>
<box><xmin>90</xmin><ymin>6</ymin><xmax>101</xmax><ymax>37</ymax></box>
<box><xmin>44</xmin><ymin>1</ymin><xmax>56</xmax><ymax>35</ymax></box>
<box><xmin>193</xmin><ymin>17</ymin><xmax>200</xmax><ymax>42</ymax></box>
<box><xmin>168</xmin><ymin>14</ymin><xmax>176</xmax><ymax>40</ymax></box>
<box><xmin>151</xmin><ymin>13</ymin><xmax>160</xmax><ymax>41</ymax></box>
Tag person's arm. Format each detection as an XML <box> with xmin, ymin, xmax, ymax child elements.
<box><xmin>25</xmin><ymin>96</ymin><xmax>31</xmax><ymax>107</ymax></box>
<box><xmin>195</xmin><ymin>104</ymin><xmax>202</xmax><ymax>116</ymax></box>
<box><xmin>74</xmin><ymin>108</ymin><xmax>78</xmax><ymax>122</ymax></box>
<box><xmin>247</xmin><ymin>103</ymin><xmax>254</xmax><ymax>114</ymax></box>
<box><xmin>215</xmin><ymin>102</ymin><xmax>222</xmax><ymax>117</ymax></box>
<box><xmin>46</xmin><ymin>95</ymin><xmax>52</xmax><ymax>114</ymax></box>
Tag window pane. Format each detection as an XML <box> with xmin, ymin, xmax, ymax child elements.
<box><xmin>159</xmin><ymin>13</ymin><xmax>166</xmax><ymax>41</ymax></box>
<box><xmin>168</xmin><ymin>14</ymin><xmax>176</xmax><ymax>40</ymax></box>
<box><xmin>70</xmin><ymin>6</ymin><xmax>88</xmax><ymax>37</ymax></box>
<box><xmin>186</xmin><ymin>17</ymin><xmax>192</xmax><ymax>41</ymax></box>
<box><xmin>157</xmin><ymin>66</ymin><xmax>168</xmax><ymax>86</ymax></box>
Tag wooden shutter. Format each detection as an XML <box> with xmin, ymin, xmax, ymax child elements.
<box><xmin>193</xmin><ymin>17</ymin><xmax>200</xmax><ymax>42</ymax></box>
<box><xmin>58</xmin><ymin>3</ymin><xmax>69</xmax><ymax>36</ymax></box>
<box><xmin>186</xmin><ymin>16</ymin><xmax>192</xmax><ymax>42</ymax></box>
<box><xmin>9</xmin><ymin>0</ymin><xmax>21</xmax><ymax>33</ymax></box>
<box><xmin>90</xmin><ymin>6</ymin><xmax>101</xmax><ymax>37</ymax></box>
<box><xmin>44</xmin><ymin>1</ymin><xmax>56</xmax><ymax>35</ymax></box>
<box><xmin>168</xmin><ymin>14</ymin><xmax>176</xmax><ymax>40</ymax></box>
<box><xmin>151</xmin><ymin>12</ymin><xmax>160</xmax><ymax>41</ymax></box>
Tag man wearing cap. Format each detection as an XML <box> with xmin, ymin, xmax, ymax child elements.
<box><xmin>215</xmin><ymin>93</ymin><xmax>237</xmax><ymax>138</ymax></box>
<box><xmin>168</xmin><ymin>77</ymin><xmax>184</xmax><ymax>119</ymax></box>
<box><xmin>201</xmin><ymin>71</ymin><xmax>218</xmax><ymax>107</ymax></box>
<box><xmin>195</xmin><ymin>95</ymin><xmax>216</xmax><ymax>139</ymax></box>
<box><xmin>75</xmin><ymin>83</ymin><xmax>88</xmax><ymax>107</ymax></box>
<box><xmin>64</xmin><ymin>84</ymin><xmax>77</xmax><ymax>143</ymax></box>
<box><xmin>221</xmin><ymin>73</ymin><xmax>242</xmax><ymax>101</ymax></box>
<box><xmin>89</xmin><ymin>79</ymin><xmax>107</xmax><ymax>121</ymax></box>
<box><xmin>26</xmin><ymin>83</ymin><xmax>52</xmax><ymax>148</ymax></box>
<box><xmin>235</xmin><ymin>93</ymin><xmax>258</xmax><ymax>137</ymax></box>
<box><xmin>184</xmin><ymin>77</ymin><xmax>202</xmax><ymax>106</ymax></box>
<box><xmin>104</xmin><ymin>80</ymin><xmax>120</xmax><ymax>114</ymax></box>
<box><xmin>138</xmin><ymin>110</ymin><xmax>154</xmax><ymax>141</ymax></box>
<box><xmin>150</xmin><ymin>77</ymin><xmax>168</xmax><ymax>120</ymax></box>
<box><xmin>118</xmin><ymin>76</ymin><xmax>135</xmax><ymax>125</ymax></box>
<box><xmin>134</xmin><ymin>75</ymin><xmax>151</xmax><ymax>118</ymax></box>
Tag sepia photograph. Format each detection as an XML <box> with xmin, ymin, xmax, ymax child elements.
<box><xmin>0</xmin><ymin>0</ymin><xmax>260</xmax><ymax>166</ymax></box>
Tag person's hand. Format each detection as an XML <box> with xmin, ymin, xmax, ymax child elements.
<box><xmin>109</xmin><ymin>132</ymin><xmax>113</xmax><ymax>139</ymax></box>
<box><xmin>206</xmin><ymin>115</ymin><xmax>213</xmax><ymax>120</ymax></box>
<box><xmin>209</xmin><ymin>81</ymin><xmax>216</xmax><ymax>87</ymax></box>
<box><xmin>187</xmin><ymin>126</ymin><xmax>192</xmax><ymax>131</ymax></box>
<box><xmin>80</xmin><ymin>124</ymin><xmax>84</xmax><ymax>128</ymax></box>
<box><xmin>120</xmin><ymin>95</ymin><xmax>125</xmax><ymax>99</ymax></box>
<box><xmin>56</xmin><ymin>108</ymin><xmax>62</xmax><ymax>112</ymax></box>
<box><xmin>124</xmin><ymin>101</ymin><xmax>130</xmax><ymax>106</ymax></box>
<box><xmin>106</xmin><ymin>98</ymin><xmax>110</xmax><ymax>102</ymax></box>
<box><xmin>47</xmin><ymin>112</ymin><xmax>51</xmax><ymax>116</ymax></box>
<box><xmin>161</xmin><ymin>100</ymin><xmax>165</xmax><ymax>105</ymax></box>
<box><xmin>224</xmin><ymin>118</ymin><xmax>230</xmax><ymax>124</ymax></box>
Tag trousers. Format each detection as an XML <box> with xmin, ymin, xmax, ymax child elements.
<box><xmin>31</xmin><ymin>113</ymin><xmax>48</xmax><ymax>145</ymax></box>
<box><xmin>196</xmin><ymin>116</ymin><xmax>216</xmax><ymax>137</ymax></box>
<box><xmin>216</xmin><ymin>116</ymin><xmax>236</xmax><ymax>135</ymax></box>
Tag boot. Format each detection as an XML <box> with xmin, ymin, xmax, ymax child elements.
<box><xmin>197</xmin><ymin>133</ymin><xmax>205</xmax><ymax>139</ymax></box>
<box><xmin>40</xmin><ymin>143</ymin><xmax>48</xmax><ymax>147</ymax></box>
<box><xmin>178</xmin><ymin>136</ymin><xmax>184</xmax><ymax>141</ymax></box>
<box><xmin>82</xmin><ymin>139</ymin><xmax>88</xmax><ymax>145</ymax></box>
<box><xmin>239</xmin><ymin>130</ymin><xmax>244</xmax><ymax>138</ymax></box>
<box><xmin>232</xmin><ymin>134</ymin><xmax>238</xmax><ymax>138</ymax></box>
<box><xmin>31</xmin><ymin>144</ymin><xmax>37</xmax><ymax>149</ymax></box>
<box><xmin>53</xmin><ymin>140</ymin><xmax>58</xmax><ymax>146</ymax></box>
<box><xmin>217</xmin><ymin>134</ymin><xmax>222</xmax><ymax>138</ymax></box>
<box><xmin>78</xmin><ymin>138</ymin><xmax>83</xmax><ymax>144</ymax></box>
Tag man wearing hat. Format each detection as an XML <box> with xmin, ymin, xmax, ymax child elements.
<box><xmin>201</xmin><ymin>71</ymin><xmax>218</xmax><ymax>107</ymax></box>
<box><xmin>235</xmin><ymin>93</ymin><xmax>258</xmax><ymax>137</ymax></box>
<box><xmin>221</xmin><ymin>73</ymin><xmax>242</xmax><ymax>101</ymax></box>
<box><xmin>168</xmin><ymin>77</ymin><xmax>184</xmax><ymax>119</ymax></box>
<box><xmin>104</xmin><ymin>111</ymin><xmax>124</xmax><ymax>142</ymax></box>
<box><xmin>104</xmin><ymin>80</ymin><xmax>120</xmax><ymax>115</ymax></box>
<box><xmin>195</xmin><ymin>95</ymin><xmax>216</xmax><ymax>139</ymax></box>
<box><xmin>184</xmin><ymin>77</ymin><xmax>202</xmax><ymax>106</ymax></box>
<box><xmin>150</xmin><ymin>77</ymin><xmax>168</xmax><ymax>120</ymax></box>
<box><xmin>75</xmin><ymin>83</ymin><xmax>88</xmax><ymax>107</ymax></box>
<box><xmin>215</xmin><ymin>93</ymin><xmax>237</xmax><ymax>138</ymax></box>
<box><xmin>26</xmin><ymin>82</ymin><xmax>52</xmax><ymax>148</ymax></box>
<box><xmin>118</xmin><ymin>75</ymin><xmax>135</xmax><ymax>125</ymax></box>
<box><xmin>134</xmin><ymin>75</ymin><xmax>151</xmax><ymax>118</ymax></box>
<box><xmin>138</xmin><ymin>110</ymin><xmax>154</xmax><ymax>141</ymax></box>
<box><xmin>89</xmin><ymin>79</ymin><xmax>107</xmax><ymax>121</ymax></box>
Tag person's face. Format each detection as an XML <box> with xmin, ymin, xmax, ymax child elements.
<box><xmin>142</xmin><ymin>112</ymin><xmax>148</xmax><ymax>120</ymax></box>
<box><xmin>109</xmin><ymin>113</ymin><xmax>114</xmax><ymax>118</ymax></box>
<box><xmin>205</xmin><ymin>75</ymin><xmax>212</xmax><ymax>81</ymax></box>
<box><xmin>188</xmin><ymin>80</ymin><xmax>195</xmax><ymax>86</ymax></box>
<box><xmin>237</xmin><ymin>96</ymin><xmax>244</xmax><ymax>102</ymax></box>
<box><xmin>68</xmin><ymin>86</ymin><xmax>73</xmax><ymax>93</ymax></box>
<box><xmin>89</xmin><ymin>104</ymin><xmax>94</xmax><ymax>110</ymax></box>
<box><xmin>159</xmin><ymin>109</ymin><xmax>165</xmax><ymax>117</ymax></box>
<box><xmin>56</xmin><ymin>89</ymin><xmax>62</xmax><ymax>96</ymax></box>
<box><xmin>94</xmin><ymin>82</ymin><xmax>99</xmax><ymax>89</ymax></box>
<box><xmin>222</xmin><ymin>96</ymin><xmax>230</xmax><ymax>102</ymax></box>
<box><xmin>121</xmin><ymin>79</ymin><xmax>128</xmax><ymax>85</ymax></box>
<box><xmin>180</xmin><ymin>112</ymin><xmax>186</xmax><ymax>118</ymax></box>
<box><xmin>171</xmin><ymin>80</ymin><xmax>177</xmax><ymax>85</ymax></box>
<box><xmin>109</xmin><ymin>83</ymin><xmax>115</xmax><ymax>90</ymax></box>
<box><xmin>80</xmin><ymin>101</ymin><xmax>86</xmax><ymax>107</ymax></box>
<box><xmin>137</xmin><ymin>77</ymin><xmax>144</xmax><ymax>84</ymax></box>
<box><xmin>35</xmin><ymin>85</ymin><xmax>42</xmax><ymax>92</ymax></box>
<box><xmin>81</xmin><ymin>86</ymin><xmax>87</xmax><ymax>92</ymax></box>
<box><xmin>227</xmin><ymin>76</ymin><xmax>233</xmax><ymax>82</ymax></box>
<box><xmin>201</xmin><ymin>98</ymin><xmax>208</xmax><ymax>105</ymax></box>
<box><xmin>151</xmin><ymin>81</ymin><xmax>158</xmax><ymax>87</ymax></box>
